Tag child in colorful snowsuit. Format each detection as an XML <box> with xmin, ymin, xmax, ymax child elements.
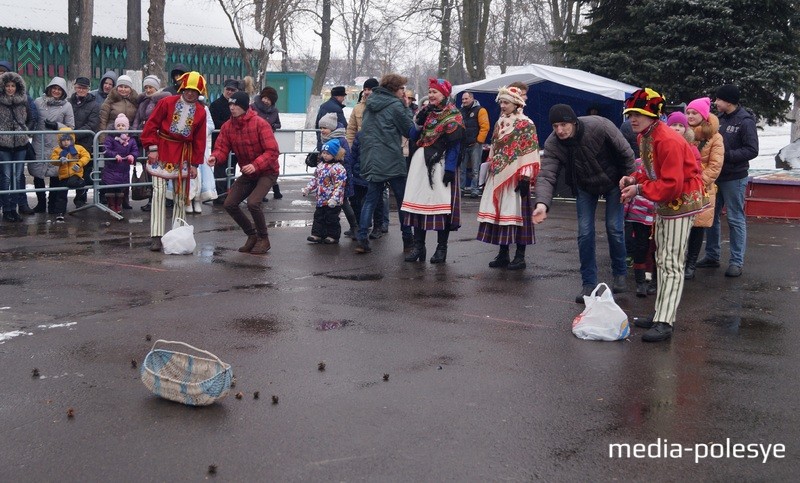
<box><xmin>302</xmin><ymin>138</ymin><xmax>347</xmax><ymax>244</ymax></box>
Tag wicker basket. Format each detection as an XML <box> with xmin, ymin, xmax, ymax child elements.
<box><xmin>141</xmin><ymin>340</ymin><xmax>233</xmax><ymax>406</ymax></box>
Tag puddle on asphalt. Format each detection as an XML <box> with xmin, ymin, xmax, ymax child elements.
<box><xmin>324</xmin><ymin>273</ymin><xmax>383</xmax><ymax>281</ymax></box>
<box><xmin>231</xmin><ymin>283</ymin><xmax>274</xmax><ymax>290</ymax></box>
<box><xmin>229</xmin><ymin>315</ymin><xmax>283</xmax><ymax>335</ymax></box>
<box><xmin>0</xmin><ymin>278</ymin><xmax>23</xmax><ymax>286</ymax></box>
<box><xmin>315</xmin><ymin>319</ymin><xmax>352</xmax><ymax>331</ymax></box>
<box><xmin>267</xmin><ymin>219</ymin><xmax>312</xmax><ymax>228</ymax></box>
<box><xmin>411</xmin><ymin>290</ymin><xmax>459</xmax><ymax>300</ymax></box>
<box><xmin>703</xmin><ymin>314</ymin><xmax>784</xmax><ymax>333</ymax></box>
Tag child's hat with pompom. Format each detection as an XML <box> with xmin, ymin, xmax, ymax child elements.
<box><xmin>114</xmin><ymin>113</ymin><xmax>130</xmax><ymax>129</ymax></box>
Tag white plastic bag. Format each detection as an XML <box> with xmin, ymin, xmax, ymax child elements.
<box><xmin>161</xmin><ymin>218</ymin><xmax>196</xmax><ymax>255</ymax></box>
<box><xmin>572</xmin><ymin>283</ymin><xmax>630</xmax><ymax>341</ymax></box>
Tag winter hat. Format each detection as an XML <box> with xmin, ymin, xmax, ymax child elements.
<box><xmin>114</xmin><ymin>113</ymin><xmax>130</xmax><ymax>130</ymax></box>
<box><xmin>331</xmin><ymin>86</ymin><xmax>346</xmax><ymax>97</ymax></box>
<box><xmin>716</xmin><ymin>84</ymin><xmax>740</xmax><ymax>105</ymax></box>
<box><xmin>549</xmin><ymin>104</ymin><xmax>577</xmax><ymax>124</ymax></box>
<box><xmin>0</xmin><ymin>60</ymin><xmax>12</xmax><ymax>72</ymax></box>
<box><xmin>686</xmin><ymin>97</ymin><xmax>711</xmax><ymax>121</ymax></box>
<box><xmin>260</xmin><ymin>86</ymin><xmax>278</xmax><ymax>105</ymax></box>
<box><xmin>496</xmin><ymin>85</ymin><xmax>526</xmax><ymax>108</ymax></box>
<box><xmin>74</xmin><ymin>77</ymin><xmax>91</xmax><ymax>88</ymax></box>
<box><xmin>428</xmin><ymin>77</ymin><xmax>452</xmax><ymax>98</ymax></box>
<box><xmin>177</xmin><ymin>71</ymin><xmax>208</xmax><ymax>97</ymax></box>
<box><xmin>116</xmin><ymin>75</ymin><xmax>133</xmax><ymax>88</ymax></box>
<box><xmin>321</xmin><ymin>138</ymin><xmax>341</xmax><ymax>156</ymax></box>
<box><xmin>623</xmin><ymin>88</ymin><xmax>665</xmax><ymax>118</ymax></box>
<box><xmin>363</xmin><ymin>78</ymin><xmax>379</xmax><ymax>90</ymax></box>
<box><xmin>223</xmin><ymin>78</ymin><xmax>241</xmax><ymax>90</ymax></box>
<box><xmin>666</xmin><ymin>111</ymin><xmax>689</xmax><ymax>129</ymax></box>
<box><xmin>143</xmin><ymin>75</ymin><xmax>161</xmax><ymax>89</ymax></box>
<box><xmin>318</xmin><ymin>112</ymin><xmax>338</xmax><ymax>130</ymax></box>
<box><xmin>228</xmin><ymin>91</ymin><xmax>250</xmax><ymax>111</ymax></box>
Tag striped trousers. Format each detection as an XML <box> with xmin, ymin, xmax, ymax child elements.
<box><xmin>150</xmin><ymin>176</ymin><xmax>186</xmax><ymax>237</ymax></box>
<box><xmin>653</xmin><ymin>214</ymin><xmax>695</xmax><ymax>325</ymax></box>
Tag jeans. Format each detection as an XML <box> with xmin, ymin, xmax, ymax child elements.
<box><xmin>576</xmin><ymin>186</ymin><xmax>627</xmax><ymax>286</ymax></box>
<box><xmin>358</xmin><ymin>177</ymin><xmax>411</xmax><ymax>242</ymax></box>
<box><xmin>0</xmin><ymin>148</ymin><xmax>27</xmax><ymax>212</ymax></box>
<box><xmin>459</xmin><ymin>143</ymin><xmax>482</xmax><ymax>191</ymax></box>
<box><xmin>705</xmin><ymin>177</ymin><xmax>747</xmax><ymax>266</ymax></box>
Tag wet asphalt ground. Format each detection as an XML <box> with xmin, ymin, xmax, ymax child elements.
<box><xmin>1</xmin><ymin>178</ymin><xmax>798</xmax><ymax>481</ymax></box>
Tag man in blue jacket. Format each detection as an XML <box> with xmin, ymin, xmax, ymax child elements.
<box><xmin>696</xmin><ymin>84</ymin><xmax>759</xmax><ymax>278</ymax></box>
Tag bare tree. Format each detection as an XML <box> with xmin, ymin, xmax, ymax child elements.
<box><xmin>438</xmin><ymin>0</ymin><xmax>453</xmax><ymax>77</ymax></box>
<box><xmin>546</xmin><ymin>0</ymin><xmax>584</xmax><ymax>66</ymax></box>
<box><xmin>460</xmin><ymin>0</ymin><xmax>491</xmax><ymax>81</ymax></box>
<box><xmin>67</xmin><ymin>0</ymin><xmax>94</xmax><ymax>82</ymax></box>
<box><xmin>127</xmin><ymin>0</ymin><xmax>142</xmax><ymax>70</ymax></box>
<box><xmin>335</xmin><ymin>0</ymin><xmax>372</xmax><ymax>83</ymax></box>
<box><xmin>146</xmin><ymin>0</ymin><xmax>167</xmax><ymax>84</ymax></box>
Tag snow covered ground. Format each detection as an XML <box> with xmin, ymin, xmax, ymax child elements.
<box><xmin>276</xmin><ymin>112</ymin><xmax>792</xmax><ymax>177</ymax></box>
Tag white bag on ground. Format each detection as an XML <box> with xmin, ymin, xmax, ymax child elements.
<box><xmin>572</xmin><ymin>283</ymin><xmax>630</xmax><ymax>341</ymax></box>
<box><xmin>161</xmin><ymin>218</ymin><xmax>196</xmax><ymax>255</ymax></box>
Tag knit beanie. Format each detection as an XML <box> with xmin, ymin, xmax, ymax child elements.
<box><xmin>686</xmin><ymin>97</ymin><xmax>711</xmax><ymax>121</ymax></box>
<box><xmin>716</xmin><ymin>84</ymin><xmax>740</xmax><ymax>104</ymax></box>
<box><xmin>114</xmin><ymin>113</ymin><xmax>130</xmax><ymax>129</ymax></box>
<box><xmin>318</xmin><ymin>112</ymin><xmax>338</xmax><ymax>130</ymax></box>
<box><xmin>363</xmin><ymin>78</ymin><xmax>379</xmax><ymax>90</ymax></box>
<box><xmin>666</xmin><ymin>111</ymin><xmax>689</xmax><ymax>129</ymax></box>
<box><xmin>143</xmin><ymin>75</ymin><xmax>161</xmax><ymax>90</ymax></box>
<box><xmin>116</xmin><ymin>75</ymin><xmax>133</xmax><ymax>88</ymax></box>
<box><xmin>548</xmin><ymin>104</ymin><xmax>577</xmax><ymax>124</ymax></box>
<box><xmin>228</xmin><ymin>91</ymin><xmax>250</xmax><ymax>111</ymax></box>
<box><xmin>322</xmin><ymin>138</ymin><xmax>341</xmax><ymax>156</ymax></box>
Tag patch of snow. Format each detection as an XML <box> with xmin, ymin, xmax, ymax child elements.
<box><xmin>37</xmin><ymin>322</ymin><xmax>77</xmax><ymax>329</ymax></box>
<box><xmin>0</xmin><ymin>330</ymin><xmax>33</xmax><ymax>344</ymax></box>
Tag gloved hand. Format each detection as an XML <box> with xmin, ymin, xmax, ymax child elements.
<box><xmin>515</xmin><ymin>178</ymin><xmax>530</xmax><ymax>198</ymax></box>
<box><xmin>44</xmin><ymin>120</ymin><xmax>58</xmax><ymax>130</ymax></box>
<box><xmin>327</xmin><ymin>198</ymin><xmax>338</xmax><ymax>208</ymax></box>
<box><xmin>442</xmin><ymin>170</ymin><xmax>455</xmax><ymax>187</ymax></box>
<box><xmin>415</xmin><ymin>104</ymin><xmax>433</xmax><ymax>126</ymax></box>
<box><xmin>59</xmin><ymin>156</ymin><xmax>68</xmax><ymax>164</ymax></box>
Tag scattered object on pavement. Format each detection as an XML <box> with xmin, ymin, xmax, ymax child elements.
<box><xmin>208</xmin><ymin>464</ymin><xmax>217</xmax><ymax>475</ymax></box>
<box><xmin>272</xmin><ymin>395</ymin><xmax>279</xmax><ymax>405</ymax></box>
<box><xmin>318</xmin><ymin>361</ymin><xmax>326</xmax><ymax>371</ymax></box>
<box><xmin>253</xmin><ymin>391</ymin><xmax>260</xmax><ymax>400</ymax></box>
<box><xmin>145</xmin><ymin>334</ymin><xmax>152</xmax><ymax>341</ymax></box>
<box><xmin>130</xmin><ymin>359</ymin><xmax>137</xmax><ymax>369</ymax></box>
<box><xmin>66</xmin><ymin>407</ymin><xmax>75</xmax><ymax>418</ymax></box>
<box><xmin>235</xmin><ymin>392</ymin><xmax>243</xmax><ymax>400</ymax></box>
<box><xmin>383</xmin><ymin>373</ymin><xmax>389</xmax><ymax>381</ymax></box>
<box><xmin>572</xmin><ymin>283</ymin><xmax>630</xmax><ymax>341</ymax></box>
<box><xmin>32</xmin><ymin>368</ymin><xmax>40</xmax><ymax>378</ymax></box>
<box><xmin>140</xmin><ymin>340</ymin><xmax>233</xmax><ymax>406</ymax></box>
<box><xmin>230</xmin><ymin>376</ymin><xmax>236</xmax><ymax>388</ymax></box>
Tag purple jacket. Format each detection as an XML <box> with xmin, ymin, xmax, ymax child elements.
<box><xmin>102</xmin><ymin>135</ymin><xmax>140</xmax><ymax>185</ymax></box>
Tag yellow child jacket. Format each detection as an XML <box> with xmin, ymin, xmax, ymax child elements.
<box><xmin>50</xmin><ymin>130</ymin><xmax>91</xmax><ymax>180</ymax></box>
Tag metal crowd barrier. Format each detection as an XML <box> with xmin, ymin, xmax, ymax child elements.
<box><xmin>0</xmin><ymin>127</ymin><xmax>320</xmax><ymax>221</ymax></box>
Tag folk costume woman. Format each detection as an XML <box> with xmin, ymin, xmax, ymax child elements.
<box><xmin>401</xmin><ymin>78</ymin><xmax>465</xmax><ymax>263</ymax></box>
<box><xmin>476</xmin><ymin>86</ymin><xmax>540</xmax><ymax>270</ymax></box>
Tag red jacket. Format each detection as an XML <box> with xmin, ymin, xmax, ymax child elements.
<box><xmin>212</xmin><ymin>109</ymin><xmax>280</xmax><ymax>177</ymax></box>
<box><xmin>632</xmin><ymin>121</ymin><xmax>708</xmax><ymax>219</ymax></box>
<box><xmin>140</xmin><ymin>95</ymin><xmax>207</xmax><ymax>166</ymax></box>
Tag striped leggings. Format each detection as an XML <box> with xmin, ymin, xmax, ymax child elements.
<box><xmin>653</xmin><ymin>214</ymin><xmax>695</xmax><ymax>325</ymax></box>
<box><xmin>150</xmin><ymin>176</ymin><xmax>186</xmax><ymax>237</ymax></box>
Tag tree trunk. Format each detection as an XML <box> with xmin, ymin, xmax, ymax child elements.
<box><xmin>67</xmin><ymin>0</ymin><xmax>94</xmax><ymax>84</ymax></box>
<box><xmin>127</xmin><ymin>0</ymin><xmax>142</xmax><ymax>70</ymax></box>
<box><xmin>461</xmin><ymin>0</ymin><xmax>489</xmax><ymax>81</ymax></box>
<box><xmin>311</xmin><ymin>0</ymin><xmax>332</xmax><ymax>96</ymax></box>
<box><xmin>279</xmin><ymin>20</ymin><xmax>289</xmax><ymax>72</ymax></box>
<box><xmin>499</xmin><ymin>0</ymin><xmax>512</xmax><ymax>74</ymax></box>
<box><xmin>146</xmin><ymin>0</ymin><xmax>167</xmax><ymax>84</ymax></box>
<box><xmin>438</xmin><ymin>0</ymin><xmax>452</xmax><ymax>77</ymax></box>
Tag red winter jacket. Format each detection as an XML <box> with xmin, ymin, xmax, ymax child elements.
<box><xmin>212</xmin><ymin>109</ymin><xmax>280</xmax><ymax>177</ymax></box>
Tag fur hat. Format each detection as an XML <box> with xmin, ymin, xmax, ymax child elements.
<box><xmin>495</xmin><ymin>85</ymin><xmax>526</xmax><ymax>108</ymax></box>
<box><xmin>177</xmin><ymin>71</ymin><xmax>207</xmax><ymax>97</ymax></box>
<box><xmin>428</xmin><ymin>77</ymin><xmax>452</xmax><ymax>98</ymax></box>
<box><xmin>623</xmin><ymin>88</ymin><xmax>665</xmax><ymax>118</ymax></box>
<box><xmin>666</xmin><ymin>111</ymin><xmax>689</xmax><ymax>129</ymax></box>
<box><xmin>716</xmin><ymin>84</ymin><xmax>740</xmax><ymax>104</ymax></box>
<box><xmin>686</xmin><ymin>97</ymin><xmax>711</xmax><ymax>121</ymax></box>
<box><xmin>116</xmin><ymin>75</ymin><xmax>133</xmax><ymax>88</ymax></box>
<box><xmin>74</xmin><ymin>77</ymin><xmax>91</xmax><ymax>88</ymax></box>
<box><xmin>142</xmin><ymin>75</ymin><xmax>161</xmax><ymax>89</ymax></box>
<box><xmin>260</xmin><ymin>86</ymin><xmax>278</xmax><ymax>105</ymax></box>
<box><xmin>228</xmin><ymin>91</ymin><xmax>250</xmax><ymax>111</ymax></box>
<box><xmin>331</xmin><ymin>86</ymin><xmax>346</xmax><ymax>97</ymax></box>
<box><xmin>114</xmin><ymin>113</ymin><xmax>130</xmax><ymax>129</ymax></box>
<box><xmin>318</xmin><ymin>112</ymin><xmax>338</xmax><ymax>130</ymax></box>
<box><xmin>322</xmin><ymin>138</ymin><xmax>341</xmax><ymax>156</ymax></box>
<box><xmin>548</xmin><ymin>104</ymin><xmax>577</xmax><ymax>124</ymax></box>
<box><xmin>363</xmin><ymin>78</ymin><xmax>379</xmax><ymax>90</ymax></box>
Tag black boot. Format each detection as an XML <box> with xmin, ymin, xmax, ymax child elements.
<box><xmin>430</xmin><ymin>230</ymin><xmax>449</xmax><ymax>264</ymax></box>
<box><xmin>647</xmin><ymin>270</ymin><xmax>657</xmax><ymax>295</ymax></box>
<box><xmin>489</xmin><ymin>245</ymin><xmax>510</xmax><ymax>268</ymax></box>
<box><xmin>635</xmin><ymin>268</ymin><xmax>648</xmax><ymax>298</ymax></box>
<box><xmin>404</xmin><ymin>229</ymin><xmax>426</xmax><ymax>262</ymax></box>
<box><xmin>684</xmin><ymin>227</ymin><xmax>703</xmax><ymax>280</ymax></box>
<box><xmin>507</xmin><ymin>244</ymin><xmax>526</xmax><ymax>270</ymax></box>
<box><xmin>272</xmin><ymin>183</ymin><xmax>283</xmax><ymax>199</ymax></box>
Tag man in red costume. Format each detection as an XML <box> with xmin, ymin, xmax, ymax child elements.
<box><xmin>141</xmin><ymin>71</ymin><xmax>208</xmax><ymax>252</ymax></box>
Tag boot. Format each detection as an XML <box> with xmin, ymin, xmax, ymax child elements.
<box><xmin>114</xmin><ymin>193</ymin><xmax>125</xmax><ymax>214</ymax></box>
<box><xmin>105</xmin><ymin>194</ymin><xmax>115</xmax><ymax>211</ymax></box>
<box><xmin>635</xmin><ymin>268</ymin><xmax>648</xmax><ymax>298</ymax></box>
<box><xmin>250</xmin><ymin>236</ymin><xmax>271</xmax><ymax>254</ymax></box>
<box><xmin>33</xmin><ymin>190</ymin><xmax>47</xmax><ymax>213</ymax></box>
<box><xmin>149</xmin><ymin>236</ymin><xmax>162</xmax><ymax>252</ymax></box>
<box><xmin>122</xmin><ymin>188</ymin><xmax>133</xmax><ymax>209</ymax></box>
<box><xmin>272</xmin><ymin>183</ymin><xmax>283</xmax><ymax>199</ymax></box>
<box><xmin>404</xmin><ymin>229</ymin><xmax>426</xmax><ymax>262</ymax></box>
<box><xmin>429</xmin><ymin>230</ymin><xmax>449</xmax><ymax>264</ymax></box>
<box><xmin>684</xmin><ymin>227</ymin><xmax>703</xmax><ymax>280</ymax></box>
<box><xmin>489</xmin><ymin>245</ymin><xmax>510</xmax><ymax>268</ymax></box>
<box><xmin>238</xmin><ymin>234</ymin><xmax>259</xmax><ymax>252</ymax></box>
<box><xmin>507</xmin><ymin>244</ymin><xmax>526</xmax><ymax>270</ymax></box>
<box><xmin>344</xmin><ymin>224</ymin><xmax>359</xmax><ymax>240</ymax></box>
<box><xmin>193</xmin><ymin>199</ymin><xmax>203</xmax><ymax>214</ymax></box>
<box><xmin>402</xmin><ymin>236</ymin><xmax>413</xmax><ymax>252</ymax></box>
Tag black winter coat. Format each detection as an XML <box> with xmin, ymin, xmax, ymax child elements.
<box><xmin>717</xmin><ymin>106</ymin><xmax>759</xmax><ymax>182</ymax></box>
<box><xmin>69</xmin><ymin>92</ymin><xmax>100</xmax><ymax>150</ymax></box>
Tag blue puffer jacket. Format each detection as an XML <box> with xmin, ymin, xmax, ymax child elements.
<box><xmin>717</xmin><ymin>106</ymin><xmax>759</xmax><ymax>182</ymax></box>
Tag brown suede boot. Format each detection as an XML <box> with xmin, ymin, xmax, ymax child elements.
<box><xmin>250</xmin><ymin>236</ymin><xmax>271</xmax><ymax>254</ymax></box>
<box><xmin>238</xmin><ymin>234</ymin><xmax>258</xmax><ymax>253</ymax></box>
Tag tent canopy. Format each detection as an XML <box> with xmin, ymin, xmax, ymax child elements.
<box><xmin>451</xmin><ymin>64</ymin><xmax>639</xmax><ymax>143</ymax></box>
